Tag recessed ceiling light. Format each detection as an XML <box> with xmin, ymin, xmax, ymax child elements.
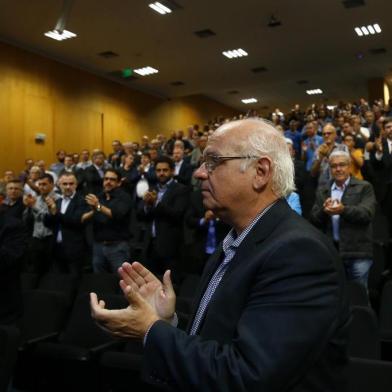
<box><xmin>44</xmin><ymin>29</ymin><xmax>77</xmax><ymax>41</ymax></box>
<box><xmin>354</xmin><ymin>23</ymin><xmax>381</xmax><ymax>36</ymax></box>
<box><xmin>223</xmin><ymin>48</ymin><xmax>248</xmax><ymax>59</ymax></box>
<box><xmin>241</xmin><ymin>98</ymin><xmax>258</xmax><ymax>104</ymax></box>
<box><xmin>149</xmin><ymin>2</ymin><xmax>172</xmax><ymax>15</ymax></box>
<box><xmin>133</xmin><ymin>66</ymin><xmax>159</xmax><ymax>76</ymax></box>
<box><xmin>306</xmin><ymin>89</ymin><xmax>323</xmax><ymax>95</ymax></box>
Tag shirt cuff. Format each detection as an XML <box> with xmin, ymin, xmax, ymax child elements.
<box><xmin>375</xmin><ymin>151</ymin><xmax>383</xmax><ymax>161</ymax></box>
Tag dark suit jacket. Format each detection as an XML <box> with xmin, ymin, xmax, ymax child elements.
<box><xmin>310</xmin><ymin>177</ymin><xmax>376</xmax><ymax>259</ymax></box>
<box><xmin>138</xmin><ymin>181</ymin><xmax>189</xmax><ymax>259</ymax></box>
<box><xmin>369</xmin><ymin>139</ymin><xmax>392</xmax><ymax>204</ymax></box>
<box><xmin>142</xmin><ymin>199</ymin><xmax>350</xmax><ymax>391</ymax></box>
<box><xmin>174</xmin><ymin>161</ymin><xmax>193</xmax><ymax>187</ymax></box>
<box><xmin>43</xmin><ymin>192</ymin><xmax>89</xmax><ymax>259</ymax></box>
<box><xmin>0</xmin><ymin>211</ymin><xmax>27</xmax><ymax>325</ymax></box>
<box><xmin>184</xmin><ymin>189</ymin><xmax>230</xmax><ymax>253</ymax></box>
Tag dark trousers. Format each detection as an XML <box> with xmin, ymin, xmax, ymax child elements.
<box><xmin>28</xmin><ymin>236</ymin><xmax>54</xmax><ymax>276</ymax></box>
<box><xmin>53</xmin><ymin>242</ymin><xmax>84</xmax><ymax>276</ymax></box>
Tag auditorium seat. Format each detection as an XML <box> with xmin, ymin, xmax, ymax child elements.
<box><xmin>348</xmin><ymin>357</ymin><xmax>392</xmax><ymax>392</ymax></box>
<box><xmin>77</xmin><ymin>273</ymin><xmax>120</xmax><ymax>296</ymax></box>
<box><xmin>348</xmin><ymin>306</ymin><xmax>380</xmax><ymax>360</ymax></box>
<box><xmin>12</xmin><ymin>290</ymin><xmax>70</xmax><ymax>390</ymax></box>
<box><xmin>0</xmin><ymin>325</ymin><xmax>19</xmax><ymax>392</ymax></box>
<box><xmin>37</xmin><ymin>273</ymin><xmax>79</xmax><ymax>305</ymax></box>
<box><xmin>33</xmin><ymin>293</ymin><xmax>126</xmax><ymax>391</ymax></box>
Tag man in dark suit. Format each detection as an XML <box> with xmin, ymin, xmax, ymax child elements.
<box><xmin>137</xmin><ymin>155</ymin><xmax>189</xmax><ymax>276</ymax></box>
<box><xmin>172</xmin><ymin>147</ymin><xmax>193</xmax><ymax>187</ymax></box>
<box><xmin>0</xmin><ymin>209</ymin><xmax>27</xmax><ymax>326</ymax></box>
<box><xmin>44</xmin><ymin>172</ymin><xmax>89</xmax><ymax>275</ymax></box>
<box><xmin>184</xmin><ymin>189</ymin><xmax>230</xmax><ymax>274</ymax></box>
<box><xmin>369</xmin><ymin>117</ymin><xmax>392</xmax><ymax>237</ymax></box>
<box><xmin>81</xmin><ymin>150</ymin><xmax>107</xmax><ymax>195</ymax></box>
<box><xmin>91</xmin><ymin>119</ymin><xmax>349</xmax><ymax>391</ymax></box>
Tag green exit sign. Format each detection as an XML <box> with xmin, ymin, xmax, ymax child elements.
<box><xmin>122</xmin><ymin>68</ymin><xmax>133</xmax><ymax>78</ymax></box>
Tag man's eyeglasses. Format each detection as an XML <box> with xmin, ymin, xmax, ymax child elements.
<box><xmin>201</xmin><ymin>155</ymin><xmax>259</xmax><ymax>173</ymax></box>
<box><xmin>104</xmin><ymin>177</ymin><xmax>118</xmax><ymax>181</ymax></box>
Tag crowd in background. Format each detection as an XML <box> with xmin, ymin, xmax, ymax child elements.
<box><xmin>1</xmin><ymin>96</ymin><xmax>392</xmax><ymax>326</ymax></box>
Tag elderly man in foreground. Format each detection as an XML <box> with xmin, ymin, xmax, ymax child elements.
<box><xmin>91</xmin><ymin>118</ymin><xmax>349</xmax><ymax>391</ymax></box>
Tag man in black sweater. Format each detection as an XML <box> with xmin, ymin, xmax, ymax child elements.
<box><xmin>82</xmin><ymin>169</ymin><xmax>132</xmax><ymax>273</ymax></box>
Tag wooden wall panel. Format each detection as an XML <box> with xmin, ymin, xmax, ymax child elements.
<box><xmin>23</xmin><ymin>95</ymin><xmax>53</xmax><ymax>164</ymax></box>
<box><xmin>54</xmin><ymin>105</ymin><xmax>103</xmax><ymax>154</ymax></box>
<box><xmin>0</xmin><ymin>41</ymin><xmax>237</xmax><ymax>173</ymax></box>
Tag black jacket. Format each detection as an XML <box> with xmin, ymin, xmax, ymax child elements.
<box><xmin>142</xmin><ymin>200</ymin><xmax>349</xmax><ymax>391</ymax></box>
<box><xmin>0</xmin><ymin>211</ymin><xmax>27</xmax><ymax>325</ymax></box>
<box><xmin>43</xmin><ymin>192</ymin><xmax>89</xmax><ymax>257</ymax></box>
<box><xmin>138</xmin><ymin>180</ymin><xmax>189</xmax><ymax>259</ymax></box>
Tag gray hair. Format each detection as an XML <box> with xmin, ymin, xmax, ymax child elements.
<box><xmin>213</xmin><ymin>118</ymin><xmax>295</xmax><ymax>198</ymax></box>
<box><xmin>329</xmin><ymin>149</ymin><xmax>351</xmax><ymax>162</ymax></box>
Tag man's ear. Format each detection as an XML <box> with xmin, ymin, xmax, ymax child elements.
<box><xmin>253</xmin><ymin>157</ymin><xmax>272</xmax><ymax>191</ymax></box>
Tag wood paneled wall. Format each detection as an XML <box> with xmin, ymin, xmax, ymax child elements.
<box><xmin>0</xmin><ymin>42</ymin><xmax>236</xmax><ymax>173</ymax></box>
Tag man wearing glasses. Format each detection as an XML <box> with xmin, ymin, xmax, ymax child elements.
<box><xmin>91</xmin><ymin>119</ymin><xmax>349</xmax><ymax>391</ymax></box>
<box><xmin>311</xmin><ymin>124</ymin><xmax>348</xmax><ymax>187</ymax></box>
<box><xmin>82</xmin><ymin>169</ymin><xmax>132</xmax><ymax>273</ymax></box>
<box><xmin>311</xmin><ymin>150</ymin><xmax>376</xmax><ymax>288</ymax></box>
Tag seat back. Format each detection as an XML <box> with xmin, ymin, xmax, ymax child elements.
<box><xmin>0</xmin><ymin>325</ymin><xmax>20</xmax><ymax>392</ymax></box>
<box><xmin>348</xmin><ymin>357</ymin><xmax>392</xmax><ymax>392</ymax></box>
<box><xmin>37</xmin><ymin>273</ymin><xmax>79</xmax><ymax>304</ymax></box>
<box><xmin>348</xmin><ymin>306</ymin><xmax>380</xmax><ymax>360</ymax></box>
<box><xmin>379</xmin><ymin>280</ymin><xmax>392</xmax><ymax>340</ymax></box>
<box><xmin>59</xmin><ymin>293</ymin><xmax>127</xmax><ymax>349</ymax></box>
<box><xmin>20</xmin><ymin>273</ymin><xmax>39</xmax><ymax>291</ymax></box>
<box><xmin>20</xmin><ymin>290</ymin><xmax>70</xmax><ymax>344</ymax></box>
<box><xmin>77</xmin><ymin>273</ymin><xmax>119</xmax><ymax>296</ymax></box>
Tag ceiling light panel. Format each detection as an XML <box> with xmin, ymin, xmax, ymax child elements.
<box><xmin>149</xmin><ymin>2</ymin><xmax>172</xmax><ymax>15</ymax></box>
<box><xmin>241</xmin><ymin>98</ymin><xmax>258</xmax><ymax>104</ymax></box>
<box><xmin>306</xmin><ymin>89</ymin><xmax>323</xmax><ymax>95</ymax></box>
<box><xmin>44</xmin><ymin>29</ymin><xmax>77</xmax><ymax>41</ymax></box>
<box><xmin>133</xmin><ymin>66</ymin><xmax>159</xmax><ymax>76</ymax></box>
<box><xmin>222</xmin><ymin>48</ymin><xmax>248</xmax><ymax>59</ymax></box>
<box><xmin>354</xmin><ymin>23</ymin><xmax>382</xmax><ymax>36</ymax></box>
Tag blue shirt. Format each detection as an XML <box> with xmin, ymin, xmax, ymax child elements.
<box><xmin>303</xmin><ymin>135</ymin><xmax>323</xmax><ymax>171</ymax></box>
<box><xmin>331</xmin><ymin>178</ymin><xmax>350</xmax><ymax>242</ymax></box>
<box><xmin>286</xmin><ymin>192</ymin><xmax>302</xmax><ymax>215</ymax></box>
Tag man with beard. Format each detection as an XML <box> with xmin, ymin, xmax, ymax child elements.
<box><xmin>138</xmin><ymin>156</ymin><xmax>189</xmax><ymax>276</ymax></box>
<box><xmin>82</xmin><ymin>169</ymin><xmax>132</xmax><ymax>273</ymax></box>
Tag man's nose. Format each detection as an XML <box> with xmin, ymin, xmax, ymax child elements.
<box><xmin>194</xmin><ymin>163</ymin><xmax>208</xmax><ymax>179</ymax></box>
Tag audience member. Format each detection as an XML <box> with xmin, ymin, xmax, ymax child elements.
<box><xmin>91</xmin><ymin>118</ymin><xmax>349</xmax><ymax>391</ymax></box>
<box><xmin>23</xmin><ymin>173</ymin><xmax>59</xmax><ymax>275</ymax></box>
<box><xmin>138</xmin><ymin>156</ymin><xmax>189</xmax><ymax>277</ymax></box>
<box><xmin>44</xmin><ymin>173</ymin><xmax>89</xmax><ymax>275</ymax></box>
<box><xmin>82</xmin><ymin>169</ymin><xmax>132</xmax><ymax>273</ymax></box>
<box><xmin>311</xmin><ymin>150</ymin><xmax>376</xmax><ymax>288</ymax></box>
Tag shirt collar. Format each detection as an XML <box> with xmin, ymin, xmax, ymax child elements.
<box><xmin>62</xmin><ymin>192</ymin><xmax>76</xmax><ymax>200</ymax></box>
<box><xmin>222</xmin><ymin>200</ymin><xmax>278</xmax><ymax>255</ymax></box>
<box><xmin>158</xmin><ymin>178</ymin><xmax>174</xmax><ymax>191</ymax></box>
<box><xmin>331</xmin><ymin>177</ymin><xmax>350</xmax><ymax>191</ymax></box>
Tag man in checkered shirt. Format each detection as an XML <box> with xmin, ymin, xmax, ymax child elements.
<box><xmin>91</xmin><ymin>118</ymin><xmax>349</xmax><ymax>392</ymax></box>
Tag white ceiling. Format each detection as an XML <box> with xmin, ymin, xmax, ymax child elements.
<box><xmin>1</xmin><ymin>0</ymin><xmax>391</xmax><ymax>111</ymax></box>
